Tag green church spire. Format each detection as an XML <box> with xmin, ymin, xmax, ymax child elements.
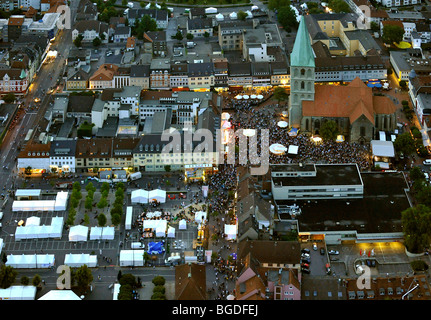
<box><xmin>290</xmin><ymin>15</ymin><xmax>315</xmax><ymax>68</ymax></box>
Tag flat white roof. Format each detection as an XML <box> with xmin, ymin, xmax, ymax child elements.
<box><xmin>371</xmin><ymin>140</ymin><xmax>395</xmax><ymax>157</ymax></box>
<box><xmin>15</xmin><ymin>189</ymin><xmax>42</xmax><ymax>197</ymax></box>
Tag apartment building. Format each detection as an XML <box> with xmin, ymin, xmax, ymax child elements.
<box><xmin>150</xmin><ymin>59</ymin><xmax>170</xmax><ymax>90</ymax></box>
<box><xmin>130</xmin><ymin>64</ymin><xmax>150</xmax><ymax>89</ymax></box>
<box><xmin>49</xmin><ymin>139</ymin><xmax>77</xmax><ymax>173</ymax></box>
<box><xmin>187</xmin><ymin>62</ymin><xmax>214</xmax><ymax>91</ymax></box>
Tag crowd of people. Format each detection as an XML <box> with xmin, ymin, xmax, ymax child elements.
<box><xmin>226</xmin><ymin>97</ymin><xmax>372</xmax><ymax>170</ymax></box>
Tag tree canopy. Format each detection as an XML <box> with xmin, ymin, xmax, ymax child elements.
<box><xmin>402</xmin><ymin>204</ymin><xmax>431</xmax><ymax>253</ymax></box>
<box><xmin>327</xmin><ymin>0</ymin><xmax>351</xmax><ymax>13</ymax></box>
<box><xmin>237</xmin><ymin>10</ymin><xmax>248</xmax><ymax>20</ymax></box>
<box><xmin>277</xmin><ymin>5</ymin><xmax>299</xmax><ymax>30</ymax></box>
<box><xmin>133</xmin><ymin>15</ymin><xmax>158</xmax><ymax>39</ymax></box>
<box><xmin>0</xmin><ymin>265</ymin><xmax>17</xmax><ymax>289</ymax></box>
<box><xmin>382</xmin><ymin>25</ymin><xmax>404</xmax><ymax>44</ymax></box>
<box><xmin>394</xmin><ymin>132</ymin><xmax>416</xmax><ymax>156</ymax></box>
<box><xmin>273</xmin><ymin>86</ymin><xmax>289</xmax><ymax>104</ymax></box>
<box><xmin>320</xmin><ymin>120</ymin><xmax>339</xmax><ymax>141</ymax></box>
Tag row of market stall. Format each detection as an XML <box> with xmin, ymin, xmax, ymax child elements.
<box><xmin>12</xmin><ymin>191</ymin><xmax>69</xmax><ymax>212</ymax></box>
<box><xmin>69</xmin><ymin>225</ymin><xmax>115</xmax><ymax>242</ymax></box>
<box><xmin>15</xmin><ymin>217</ymin><xmax>64</xmax><ymax>240</ymax></box>
<box><xmin>131</xmin><ymin>189</ymin><xmax>166</xmax><ymax>204</ymax></box>
<box><xmin>5</xmin><ymin>253</ymin><xmax>98</xmax><ymax>269</ymax></box>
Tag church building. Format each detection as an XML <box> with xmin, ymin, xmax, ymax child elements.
<box><xmin>288</xmin><ymin>16</ymin><xmax>397</xmax><ymax>144</ymax></box>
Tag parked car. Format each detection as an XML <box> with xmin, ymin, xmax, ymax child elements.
<box><xmin>301</xmin><ymin>258</ymin><xmax>311</xmax><ymax>264</ymax></box>
<box><xmin>301</xmin><ymin>253</ymin><xmax>310</xmax><ymax>259</ymax></box>
<box><xmin>301</xmin><ymin>263</ymin><xmax>310</xmax><ymax>269</ymax></box>
<box><xmin>301</xmin><ymin>248</ymin><xmax>310</xmax><ymax>254</ymax></box>
<box><xmin>320</xmin><ymin>247</ymin><xmax>325</xmax><ymax>255</ymax></box>
<box><xmin>301</xmin><ymin>267</ymin><xmax>310</xmax><ymax>274</ymax></box>
<box><xmin>328</xmin><ymin>250</ymin><xmax>339</xmax><ymax>255</ymax></box>
<box><xmin>325</xmin><ymin>263</ymin><xmax>331</xmax><ymax>275</ymax></box>
<box><xmin>312</xmin><ymin>243</ymin><xmax>318</xmax><ymax>251</ymax></box>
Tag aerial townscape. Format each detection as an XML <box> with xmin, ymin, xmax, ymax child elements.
<box><xmin>1</xmin><ymin>0</ymin><xmax>431</xmax><ymax>306</ymax></box>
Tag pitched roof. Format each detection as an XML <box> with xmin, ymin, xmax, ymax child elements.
<box><xmin>290</xmin><ymin>15</ymin><xmax>315</xmax><ymax>67</ymax></box>
<box><xmin>175</xmin><ymin>263</ymin><xmax>206</xmax><ymax>300</ymax></box>
<box><xmin>90</xmin><ymin>64</ymin><xmax>119</xmax><ymax>82</ymax></box>
<box><xmin>302</xmin><ymin>77</ymin><xmax>397</xmax><ymax>124</ymax></box>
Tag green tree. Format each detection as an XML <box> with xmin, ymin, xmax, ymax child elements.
<box><xmin>151</xmin><ymin>292</ymin><xmax>166</xmax><ymax>300</ymax></box>
<box><xmin>97</xmin><ymin>213</ymin><xmax>107</xmax><ymax>227</ymax></box>
<box><xmin>83</xmin><ymin>213</ymin><xmax>90</xmax><ymax>226</ymax></box>
<box><xmin>93</xmin><ymin>36</ymin><xmax>102</xmax><ymax>47</ymax></box>
<box><xmin>399</xmin><ymin>80</ymin><xmax>407</xmax><ymax>90</ymax></box>
<box><xmin>153</xmin><ymin>285</ymin><xmax>165</xmax><ymax>294</ymax></box>
<box><xmin>152</xmin><ymin>276</ymin><xmax>166</xmax><ymax>286</ymax></box>
<box><xmin>101</xmin><ymin>182</ymin><xmax>110</xmax><ymax>193</ymax></box>
<box><xmin>0</xmin><ymin>265</ymin><xmax>18</xmax><ymax>289</ymax></box>
<box><xmin>3</xmin><ymin>93</ymin><xmax>16</xmax><ymax>103</ymax></box>
<box><xmin>85</xmin><ymin>196</ymin><xmax>93</xmax><ymax>210</ymax></box>
<box><xmin>320</xmin><ymin>120</ymin><xmax>339</xmax><ymax>141</ymax></box>
<box><xmin>25</xmin><ymin>166</ymin><xmax>32</xmax><ymax>175</ymax></box>
<box><xmin>97</xmin><ymin>197</ymin><xmax>108</xmax><ymax>209</ymax></box>
<box><xmin>173</xmin><ymin>30</ymin><xmax>183</xmax><ymax>41</ymax></box>
<box><xmin>122</xmin><ymin>0</ymin><xmax>127</xmax><ymax>5</ymax></box>
<box><xmin>273</xmin><ymin>86</ymin><xmax>289</xmax><ymax>104</ymax></box>
<box><xmin>268</xmin><ymin>0</ymin><xmax>291</xmax><ymax>11</ymax></box>
<box><xmin>73</xmin><ymin>34</ymin><xmax>84</xmax><ymax>47</ymax></box>
<box><xmin>73</xmin><ymin>181</ymin><xmax>81</xmax><ymax>191</ymax></box>
<box><xmin>410</xmin><ymin>166</ymin><xmax>425</xmax><ymax>182</ymax></box>
<box><xmin>186</xmin><ymin>33</ymin><xmax>194</xmax><ymax>40</ymax></box>
<box><xmin>237</xmin><ymin>10</ymin><xmax>248</xmax><ymax>20</ymax></box>
<box><xmin>32</xmin><ymin>274</ymin><xmax>42</xmax><ymax>287</ymax></box>
<box><xmin>370</xmin><ymin>21</ymin><xmax>379</xmax><ymax>32</ymax></box>
<box><xmin>20</xmin><ymin>276</ymin><xmax>29</xmax><ymax>285</ymax></box>
<box><xmin>277</xmin><ymin>5</ymin><xmax>298</xmax><ymax>30</ymax></box>
<box><xmin>382</xmin><ymin>25</ymin><xmax>404</xmax><ymax>44</ymax></box>
<box><xmin>327</xmin><ymin>0</ymin><xmax>351</xmax><ymax>13</ymax></box>
<box><xmin>134</xmin><ymin>15</ymin><xmax>157</xmax><ymax>39</ymax></box>
<box><xmin>119</xmin><ymin>273</ymin><xmax>136</xmax><ymax>287</ymax></box>
<box><xmin>204</xmin><ymin>31</ymin><xmax>210</xmax><ymax>38</ymax></box>
<box><xmin>118</xmin><ymin>284</ymin><xmax>133</xmax><ymax>300</ymax></box>
<box><xmin>116</xmin><ymin>182</ymin><xmax>125</xmax><ymax>190</ymax></box>
<box><xmin>402</xmin><ymin>204</ymin><xmax>431</xmax><ymax>253</ymax></box>
<box><xmin>75</xmin><ymin>265</ymin><xmax>93</xmax><ymax>293</ymax></box>
<box><xmin>164</xmin><ymin>165</ymin><xmax>171</xmax><ymax>172</ymax></box>
<box><xmin>416</xmin><ymin>186</ymin><xmax>431</xmax><ymax>207</ymax></box>
<box><xmin>111</xmin><ymin>213</ymin><xmax>121</xmax><ymax>226</ymax></box>
<box><xmin>394</xmin><ymin>132</ymin><xmax>416</xmax><ymax>156</ymax></box>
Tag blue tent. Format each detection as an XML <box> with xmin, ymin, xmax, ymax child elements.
<box><xmin>147</xmin><ymin>242</ymin><xmax>165</xmax><ymax>255</ymax></box>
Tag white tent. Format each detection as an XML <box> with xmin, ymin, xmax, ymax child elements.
<box><xmin>131</xmin><ymin>189</ymin><xmax>149</xmax><ymax>204</ymax></box>
<box><xmin>49</xmin><ymin>217</ymin><xmax>64</xmax><ymax>238</ymax></box>
<box><xmin>288</xmin><ymin>145</ymin><xmax>299</xmax><ymax>155</ymax></box>
<box><xmin>15</xmin><ymin>189</ymin><xmax>41</xmax><ymax>199</ymax></box>
<box><xmin>64</xmin><ymin>253</ymin><xmax>97</xmax><ymax>268</ymax></box>
<box><xmin>89</xmin><ymin>227</ymin><xmax>103</xmax><ymax>240</ymax></box>
<box><xmin>54</xmin><ymin>191</ymin><xmax>69</xmax><ymax>211</ymax></box>
<box><xmin>101</xmin><ymin>227</ymin><xmax>115</xmax><ymax>240</ymax></box>
<box><xmin>0</xmin><ymin>286</ymin><xmax>37</xmax><ymax>300</ymax></box>
<box><xmin>119</xmin><ymin>250</ymin><xmax>145</xmax><ymax>267</ymax></box>
<box><xmin>370</xmin><ymin>140</ymin><xmax>395</xmax><ymax>158</ymax></box>
<box><xmin>0</xmin><ymin>238</ymin><xmax>3</xmax><ymax>255</ymax></box>
<box><xmin>37</xmin><ymin>225</ymin><xmax>50</xmax><ymax>239</ymax></box>
<box><xmin>243</xmin><ymin>94</ymin><xmax>250</xmax><ymax>99</ymax></box>
<box><xmin>215</xmin><ymin>13</ymin><xmax>224</xmax><ymax>21</ymax></box>
<box><xmin>245</xmin><ymin>10</ymin><xmax>253</xmax><ymax>18</ymax></box>
<box><xmin>179</xmin><ymin>219</ymin><xmax>187</xmax><ymax>230</ymax></box>
<box><xmin>39</xmin><ymin>290</ymin><xmax>81</xmax><ymax>300</ymax></box>
<box><xmin>69</xmin><ymin>225</ymin><xmax>89</xmax><ymax>242</ymax></box>
<box><xmin>125</xmin><ymin>206</ymin><xmax>133</xmax><ymax>230</ymax></box>
<box><xmin>12</xmin><ymin>200</ymin><xmax>55</xmax><ymax>212</ymax></box>
<box><xmin>224</xmin><ymin>224</ymin><xmax>237</xmax><ymax>241</ymax></box>
<box><xmin>6</xmin><ymin>254</ymin><xmax>54</xmax><ymax>269</ymax></box>
<box><xmin>143</xmin><ymin>220</ymin><xmax>167</xmax><ymax>237</ymax></box>
<box><xmin>195</xmin><ymin>211</ymin><xmax>207</xmax><ymax>224</ymax></box>
<box><xmin>26</xmin><ymin>216</ymin><xmax>40</xmax><ymax>226</ymax></box>
<box><xmin>205</xmin><ymin>7</ymin><xmax>217</xmax><ymax>14</ymax></box>
<box><xmin>37</xmin><ymin>254</ymin><xmax>55</xmax><ymax>268</ymax></box>
<box><xmin>113</xmin><ymin>284</ymin><xmax>121</xmax><ymax>300</ymax></box>
<box><xmin>149</xmin><ymin>189</ymin><xmax>166</xmax><ymax>203</ymax></box>
<box><xmin>229</xmin><ymin>11</ymin><xmax>237</xmax><ymax>19</ymax></box>
<box><xmin>167</xmin><ymin>226</ymin><xmax>175</xmax><ymax>238</ymax></box>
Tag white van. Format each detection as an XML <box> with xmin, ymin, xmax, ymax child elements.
<box><xmin>0</xmin><ymin>212</ymin><xmax>3</xmax><ymax>220</ymax></box>
<box><xmin>424</xmin><ymin>159</ymin><xmax>431</xmax><ymax>165</ymax></box>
